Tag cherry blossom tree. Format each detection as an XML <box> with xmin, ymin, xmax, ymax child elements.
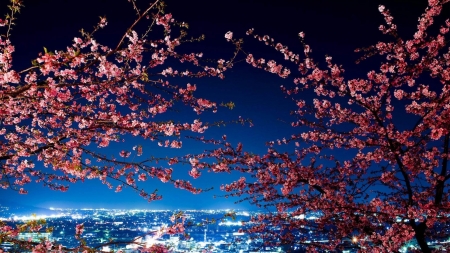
<box><xmin>0</xmin><ymin>0</ymin><xmax>237</xmax><ymax>201</ymax></box>
<box><xmin>0</xmin><ymin>0</ymin><xmax>238</xmax><ymax>251</ymax></box>
<box><xmin>3</xmin><ymin>0</ymin><xmax>450</xmax><ymax>252</ymax></box>
<box><xmin>186</xmin><ymin>0</ymin><xmax>450</xmax><ymax>252</ymax></box>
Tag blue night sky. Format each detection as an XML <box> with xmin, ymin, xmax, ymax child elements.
<box><xmin>0</xmin><ymin>0</ymin><xmax>441</xmax><ymax>210</ymax></box>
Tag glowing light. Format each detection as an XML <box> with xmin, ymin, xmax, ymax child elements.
<box><xmin>219</xmin><ymin>220</ymin><xmax>242</xmax><ymax>226</ymax></box>
<box><xmin>10</xmin><ymin>214</ymin><xmax>65</xmax><ymax>221</ymax></box>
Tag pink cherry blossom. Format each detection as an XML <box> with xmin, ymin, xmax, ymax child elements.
<box><xmin>224</xmin><ymin>31</ymin><xmax>233</xmax><ymax>41</ymax></box>
<box><xmin>217</xmin><ymin>1</ymin><xmax>450</xmax><ymax>252</ymax></box>
<box><xmin>0</xmin><ymin>1</ymin><xmax>244</xmax><ymax>251</ymax></box>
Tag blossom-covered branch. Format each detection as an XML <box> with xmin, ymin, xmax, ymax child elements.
<box><xmin>206</xmin><ymin>0</ymin><xmax>450</xmax><ymax>252</ymax></box>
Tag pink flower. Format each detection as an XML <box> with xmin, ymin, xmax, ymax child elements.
<box><xmin>119</xmin><ymin>150</ymin><xmax>131</xmax><ymax>158</ymax></box>
<box><xmin>138</xmin><ymin>173</ymin><xmax>147</xmax><ymax>181</ymax></box>
<box><xmin>430</xmin><ymin>128</ymin><xmax>444</xmax><ymax>140</ymax></box>
<box><xmin>428</xmin><ymin>0</ymin><xmax>439</xmax><ymax>7</ymax></box>
<box><xmin>170</xmin><ymin>140</ymin><xmax>182</xmax><ymax>148</ymax></box>
<box><xmin>0</xmin><ymin>19</ymin><xmax>7</xmax><ymax>26</ymax></box>
<box><xmin>99</xmin><ymin>17</ymin><xmax>107</xmax><ymax>28</ymax></box>
<box><xmin>189</xmin><ymin>158</ymin><xmax>199</xmax><ymax>167</ymax></box>
<box><xmin>75</xmin><ymin>224</ymin><xmax>84</xmax><ymax>239</ymax></box>
<box><xmin>225</xmin><ymin>31</ymin><xmax>233</xmax><ymax>41</ymax></box>
<box><xmin>73</xmin><ymin>37</ymin><xmax>83</xmax><ymax>44</ymax></box>
<box><xmin>189</xmin><ymin>168</ymin><xmax>201</xmax><ymax>179</ymax></box>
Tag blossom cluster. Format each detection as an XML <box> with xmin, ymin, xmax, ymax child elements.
<box><xmin>212</xmin><ymin>1</ymin><xmax>450</xmax><ymax>252</ymax></box>
<box><xmin>0</xmin><ymin>0</ymin><xmax>239</xmax><ymax>251</ymax></box>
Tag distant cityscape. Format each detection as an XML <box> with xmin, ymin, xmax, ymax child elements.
<box><xmin>0</xmin><ymin>203</ymin><xmax>447</xmax><ymax>252</ymax></box>
<box><xmin>0</xmin><ymin>204</ymin><xmax>302</xmax><ymax>253</ymax></box>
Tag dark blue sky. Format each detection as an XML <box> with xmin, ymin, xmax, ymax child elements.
<box><xmin>1</xmin><ymin>0</ymin><xmax>444</xmax><ymax>210</ymax></box>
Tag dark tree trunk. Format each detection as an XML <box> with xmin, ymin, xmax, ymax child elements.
<box><xmin>411</xmin><ymin>221</ymin><xmax>431</xmax><ymax>253</ymax></box>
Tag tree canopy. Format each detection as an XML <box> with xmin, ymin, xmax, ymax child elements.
<box><xmin>213</xmin><ymin>0</ymin><xmax>450</xmax><ymax>252</ymax></box>
<box><xmin>2</xmin><ymin>0</ymin><xmax>450</xmax><ymax>252</ymax></box>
